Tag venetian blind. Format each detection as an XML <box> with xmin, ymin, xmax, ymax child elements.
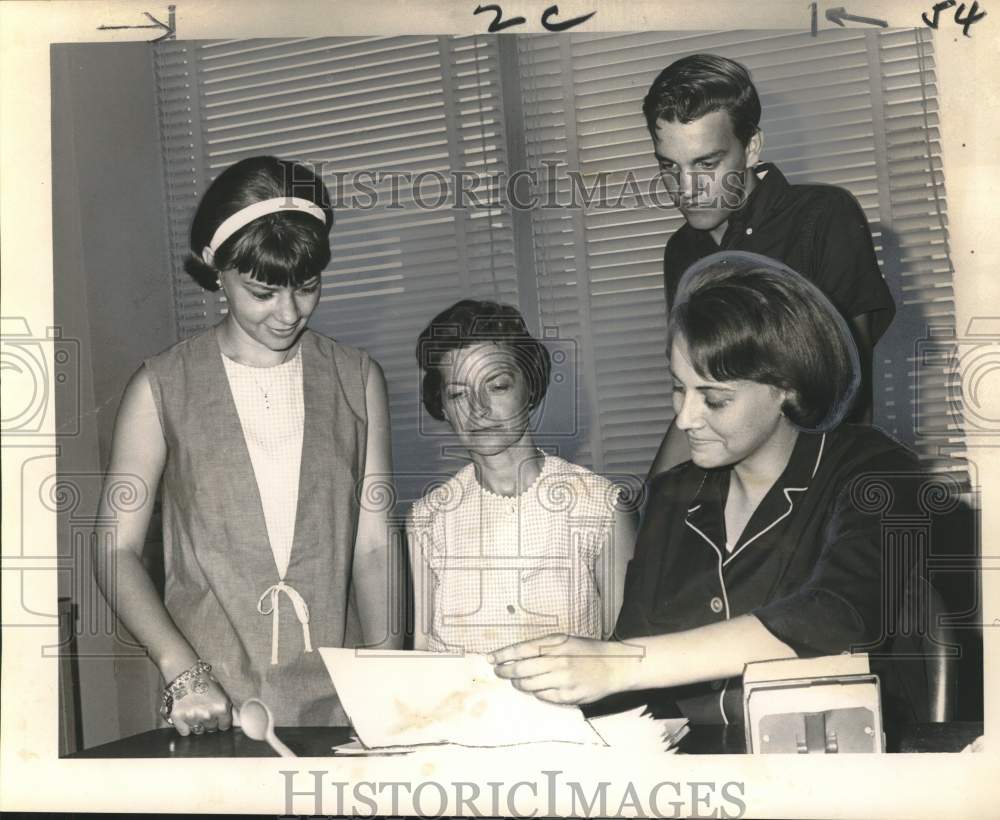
<box><xmin>517</xmin><ymin>29</ymin><xmax>963</xmax><ymax>478</ymax></box>
<box><xmin>153</xmin><ymin>36</ymin><xmax>518</xmax><ymax>493</ymax></box>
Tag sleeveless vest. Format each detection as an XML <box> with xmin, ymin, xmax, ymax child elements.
<box><xmin>144</xmin><ymin>327</ymin><xmax>368</xmax><ymax>726</ymax></box>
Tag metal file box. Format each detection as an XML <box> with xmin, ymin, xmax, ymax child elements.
<box><xmin>742</xmin><ymin>655</ymin><xmax>885</xmax><ymax>754</ymax></box>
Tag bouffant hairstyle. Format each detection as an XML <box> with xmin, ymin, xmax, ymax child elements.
<box><xmin>668</xmin><ymin>251</ymin><xmax>860</xmax><ymax>431</ymax></box>
<box><xmin>415</xmin><ymin>300</ymin><xmax>551</xmax><ymax>422</ymax></box>
<box><xmin>183</xmin><ymin>155</ymin><xmax>333</xmax><ymax>291</ymax></box>
<box><xmin>642</xmin><ymin>53</ymin><xmax>761</xmax><ymax>147</ymax></box>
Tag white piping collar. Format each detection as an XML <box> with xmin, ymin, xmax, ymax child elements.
<box><xmin>684</xmin><ymin>433</ymin><xmax>828</xmax><ymax>566</ymax></box>
<box><xmin>811</xmin><ymin>431</ymin><xmax>826</xmax><ymax>479</ymax></box>
<box><xmin>723</xmin><ymin>433</ymin><xmax>827</xmax><ymax>565</ymax></box>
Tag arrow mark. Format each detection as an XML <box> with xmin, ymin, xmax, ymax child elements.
<box><xmin>98</xmin><ymin>5</ymin><xmax>176</xmax><ymax>42</ymax></box>
<box><xmin>825</xmin><ymin>6</ymin><xmax>890</xmax><ymax>27</ymax></box>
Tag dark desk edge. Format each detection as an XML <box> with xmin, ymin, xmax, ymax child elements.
<box><xmin>67</xmin><ymin>722</ymin><xmax>984</xmax><ymax>758</ymax></box>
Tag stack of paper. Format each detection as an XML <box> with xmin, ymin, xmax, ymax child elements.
<box><xmin>319</xmin><ymin>648</ymin><xmax>687</xmax><ymax>753</ymax></box>
<box><xmin>588</xmin><ymin>706</ymin><xmax>689</xmax><ymax>754</ymax></box>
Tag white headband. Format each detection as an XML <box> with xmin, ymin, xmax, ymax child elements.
<box><xmin>201</xmin><ymin>197</ymin><xmax>327</xmax><ymax>268</ymax></box>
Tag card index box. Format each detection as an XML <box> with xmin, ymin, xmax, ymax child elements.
<box><xmin>742</xmin><ymin>655</ymin><xmax>885</xmax><ymax>754</ymax></box>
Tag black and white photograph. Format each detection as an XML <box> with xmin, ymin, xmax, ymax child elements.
<box><xmin>1</xmin><ymin>1</ymin><xmax>997</xmax><ymax>816</ymax></box>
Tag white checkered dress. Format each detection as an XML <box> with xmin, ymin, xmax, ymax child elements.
<box><xmin>221</xmin><ymin>347</ymin><xmax>303</xmax><ymax>580</ymax></box>
<box><xmin>407</xmin><ymin>454</ymin><xmax>621</xmax><ymax>654</ymax></box>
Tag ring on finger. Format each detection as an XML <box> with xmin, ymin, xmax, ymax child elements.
<box><xmin>191</xmin><ymin>723</ymin><xmax>205</xmax><ymax>735</ymax></box>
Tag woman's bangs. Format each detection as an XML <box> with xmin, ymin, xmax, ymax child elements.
<box><xmin>679</xmin><ymin>299</ymin><xmax>759</xmax><ymax>384</ymax></box>
<box><xmin>227</xmin><ymin>218</ymin><xmax>329</xmax><ymax>287</ymax></box>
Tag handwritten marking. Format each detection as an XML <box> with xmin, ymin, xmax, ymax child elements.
<box><xmin>97</xmin><ymin>5</ymin><xmax>175</xmax><ymax>42</ymax></box>
<box><xmin>473</xmin><ymin>4</ymin><xmax>526</xmax><ymax>32</ymax></box>
<box><xmin>954</xmin><ymin>1</ymin><xmax>988</xmax><ymax>35</ymax></box>
<box><xmin>474</xmin><ymin>3</ymin><xmax>595</xmax><ymax>33</ymax></box>
<box><xmin>922</xmin><ymin>0</ymin><xmax>957</xmax><ymax>27</ymax></box>
<box><xmin>541</xmin><ymin>4</ymin><xmax>597</xmax><ymax>31</ymax></box>
<box><xmin>923</xmin><ymin>0</ymin><xmax>987</xmax><ymax>34</ymax></box>
<box><xmin>825</xmin><ymin>6</ymin><xmax>889</xmax><ymax>27</ymax></box>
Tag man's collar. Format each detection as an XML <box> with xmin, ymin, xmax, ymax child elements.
<box><xmin>722</xmin><ymin>161</ymin><xmax>788</xmax><ymax>241</ymax></box>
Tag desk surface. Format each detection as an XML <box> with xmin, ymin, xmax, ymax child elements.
<box><xmin>68</xmin><ymin>722</ymin><xmax>982</xmax><ymax>758</ymax></box>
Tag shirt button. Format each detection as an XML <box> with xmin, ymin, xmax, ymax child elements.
<box><xmin>506</xmin><ymin>604</ymin><xmax>516</xmax><ymax>614</ymax></box>
<box><xmin>710</xmin><ymin>596</ymin><xmax>724</xmax><ymax>614</ymax></box>
<box><xmin>745</xmin><ymin>227</ymin><xmax>753</xmax><ymax>235</ymax></box>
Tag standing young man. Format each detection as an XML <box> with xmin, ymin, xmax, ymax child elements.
<box><xmin>646</xmin><ymin>54</ymin><xmax>896</xmax><ymax>477</ymax></box>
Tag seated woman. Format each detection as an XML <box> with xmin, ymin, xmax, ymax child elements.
<box><xmin>491</xmin><ymin>251</ymin><xmax>918</xmax><ymax>724</ymax></box>
<box><xmin>408</xmin><ymin>299</ymin><xmax>637</xmax><ymax>654</ymax></box>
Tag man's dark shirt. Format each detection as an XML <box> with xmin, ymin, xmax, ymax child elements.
<box><xmin>663</xmin><ymin>163</ymin><xmax>895</xmax><ymax>341</ymax></box>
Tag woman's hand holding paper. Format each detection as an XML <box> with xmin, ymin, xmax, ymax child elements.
<box><xmin>490</xmin><ymin>633</ymin><xmax>640</xmax><ymax>705</ymax></box>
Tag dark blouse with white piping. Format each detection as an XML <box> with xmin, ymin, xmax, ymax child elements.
<box><xmin>615</xmin><ymin>424</ymin><xmax>919</xmax><ymax>725</ymax></box>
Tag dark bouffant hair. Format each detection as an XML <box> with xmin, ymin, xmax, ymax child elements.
<box><xmin>642</xmin><ymin>53</ymin><xmax>761</xmax><ymax>146</ymax></box>
<box><xmin>669</xmin><ymin>251</ymin><xmax>860</xmax><ymax>431</ymax></box>
<box><xmin>183</xmin><ymin>155</ymin><xmax>333</xmax><ymax>291</ymax></box>
<box><xmin>415</xmin><ymin>300</ymin><xmax>551</xmax><ymax>422</ymax></box>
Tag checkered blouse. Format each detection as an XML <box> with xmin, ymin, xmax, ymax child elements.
<box><xmin>407</xmin><ymin>454</ymin><xmax>622</xmax><ymax>654</ymax></box>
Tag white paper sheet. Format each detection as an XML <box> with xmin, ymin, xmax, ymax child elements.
<box><xmin>587</xmin><ymin>706</ymin><xmax>690</xmax><ymax>754</ymax></box>
<box><xmin>319</xmin><ymin>648</ymin><xmax>602</xmax><ymax>748</ymax></box>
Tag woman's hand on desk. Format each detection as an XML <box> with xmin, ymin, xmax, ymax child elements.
<box><xmin>489</xmin><ymin>634</ymin><xmax>641</xmax><ymax>705</ymax></box>
<box><xmin>168</xmin><ymin>678</ymin><xmax>233</xmax><ymax>737</ymax></box>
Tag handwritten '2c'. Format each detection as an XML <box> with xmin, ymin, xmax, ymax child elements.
<box><xmin>474</xmin><ymin>4</ymin><xmax>597</xmax><ymax>33</ymax></box>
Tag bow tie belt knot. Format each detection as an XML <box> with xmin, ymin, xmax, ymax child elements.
<box><xmin>257</xmin><ymin>581</ymin><xmax>313</xmax><ymax>665</ymax></box>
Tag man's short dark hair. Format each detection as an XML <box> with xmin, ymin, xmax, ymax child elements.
<box><xmin>416</xmin><ymin>299</ymin><xmax>551</xmax><ymax>422</ymax></box>
<box><xmin>643</xmin><ymin>53</ymin><xmax>761</xmax><ymax>146</ymax></box>
<box><xmin>668</xmin><ymin>251</ymin><xmax>860</xmax><ymax>431</ymax></box>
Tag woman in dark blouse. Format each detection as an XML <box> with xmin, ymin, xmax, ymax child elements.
<box><xmin>491</xmin><ymin>250</ymin><xmax>918</xmax><ymax>724</ymax></box>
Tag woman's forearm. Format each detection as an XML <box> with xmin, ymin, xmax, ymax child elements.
<box><xmin>93</xmin><ymin>366</ymin><xmax>196</xmax><ymax>681</ymax></box>
<box><xmin>623</xmin><ymin>615</ymin><xmax>797</xmax><ymax>692</ymax></box>
<box><xmin>92</xmin><ymin>543</ymin><xmax>198</xmax><ymax>682</ymax></box>
<box><xmin>352</xmin><ymin>541</ymin><xmax>401</xmax><ymax>649</ymax></box>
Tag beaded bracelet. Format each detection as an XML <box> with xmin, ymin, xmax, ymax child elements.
<box><xmin>158</xmin><ymin>659</ymin><xmax>213</xmax><ymax>721</ymax></box>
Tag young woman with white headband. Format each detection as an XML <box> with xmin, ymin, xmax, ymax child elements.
<box><xmin>94</xmin><ymin>156</ymin><xmax>400</xmax><ymax>735</ymax></box>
